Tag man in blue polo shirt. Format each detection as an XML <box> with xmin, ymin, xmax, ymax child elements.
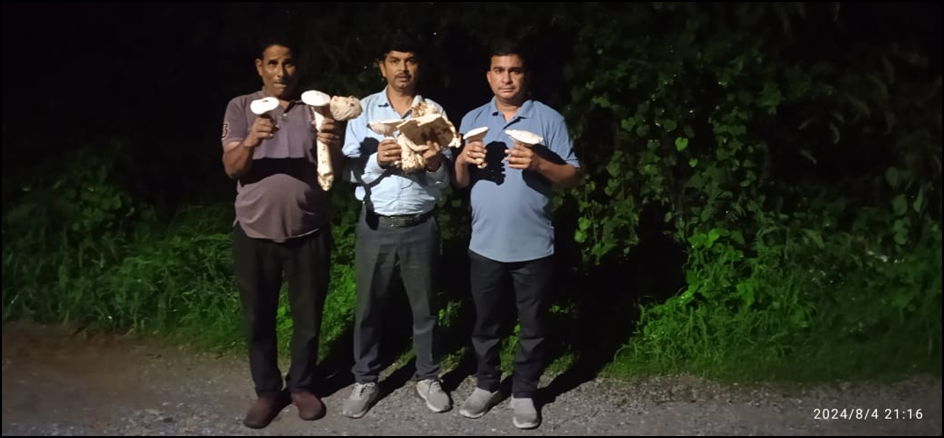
<box><xmin>454</xmin><ymin>40</ymin><xmax>581</xmax><ymax>430</ymax></box>
<box><xmin>340</xmin><ymin>34</ymin><xmax>452</xmax><ymax>418</ymax></box>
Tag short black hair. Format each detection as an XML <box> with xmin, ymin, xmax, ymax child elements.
<box><xmin>256</xmin><ymin>33</ymin><xmax>302</xmax><ymax>60</ymax></box>
<box><xmin>378</xmin><ymin>31</ymin><xmax>424</xmax><ymax>62</ymax></box>
<box><xmin>489</xmin><ymin>38</ymin><xmax>529</xmax><ymax>71</ymax></box>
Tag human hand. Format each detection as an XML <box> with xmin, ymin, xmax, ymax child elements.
<box><xmin>376</xmin><ymin>138</ymin><xmax>402</xmax><ymax>167</ymax></box>
<box><xmin>422</xmin><ymin>140</ymin><xmax>443</xmax><ymax>171</ymax></box>
<box><xmin>459</xmin><ymin>140</ymin><xmax>486</xmax><ymax>168</ymax></box>
<box><xmin>504</xmin><ymin>142</ymin><xmax>538</xmax><ymax>171</ymax></box>
<box><xmin>316</xmin><ymin>117</ymin><xmax>341</xmax><ymax>150</ymax></box>
<box><xmin>244</xmin><ymin>115</ymin><xmax>276</xmax><ymax>148</ymax></box>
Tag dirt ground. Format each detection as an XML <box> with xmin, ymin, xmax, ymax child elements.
<box><xmin>2</xmin><ymin>322</ymin><xmax>940</xmax><ymax>435</ymax></box>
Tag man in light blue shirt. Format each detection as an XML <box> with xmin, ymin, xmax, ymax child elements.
<box><xmin>454</xmin><ymin>40</ymin><xmax>581</xmax><ymax>430</ymax></box>
<box><xmin>340</xmin><ymin>35</ymin><xmax>452</xmax><ymax>418</ymax></box>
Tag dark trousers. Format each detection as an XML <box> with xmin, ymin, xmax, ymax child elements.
<box><xmin>233</xmin><ymin>223</ymin><xmax>330</xmax><ymax>395</ymax></box>
<box><xmin>469</xmin><ymin>250</ymin><xmax>554</xmax><ymax>398</ymax></box>
<box><xmin>352</xmin><ymin>208</ymin><xmax>441</xmax><ymax>383</ymax></box>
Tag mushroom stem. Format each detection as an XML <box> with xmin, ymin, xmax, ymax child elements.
<box><xmin>463</xmin><ymin>127</ymin><xmax>489</xmax><ymax>169</ymax></box>
<box><xmin>302</xmin><ymin>90</ymin><xmax>336</xmax><ymax>191</ymax></box>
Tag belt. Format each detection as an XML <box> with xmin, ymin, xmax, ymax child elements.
<box><xmin>367</xmin><ymin>210</ymin><xmax>434</xmax><ymax>228</ymax></box>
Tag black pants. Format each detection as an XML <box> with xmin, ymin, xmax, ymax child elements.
<box><xmin>352</xmin><ymin>208</ymin><xmax>441</xmax><ymax>383</ymax></box>
<box><xmin>233</xmin><ymin>224</ymin><xmax>330</xmax><ymax>395</ymax></box>
<box><xmin>469</xmin><ymin>250</ymin><xmax>554</xmax><ymax>398</ymax></box>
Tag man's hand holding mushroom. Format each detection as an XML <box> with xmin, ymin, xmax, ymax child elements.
<box><xmin>458</xmin><ymin>140</ymin><xmax>486</xmax><ymax>168</ymax></box>
<box><xmin>244</xmin><ymin>116</ymin><xmax>277</xmax><ymax>149</ymax></box>
<box><xmin>504</xmin><ymin>129</ymin><xmax>544</xmax><ymax>171</ymax></box>
<box><xmin>504</xmin><ymin>141</ymin><xmax>539</xmax><ymax>171</ymax></box>
<box><xmin>376</xmin><ymin>137</ymin><xmax>402</xmax><ymax>168</ymax></box>
<box><xmin>314</xmin><ymin>117</ymin><xmax>342</xmax><ymax>152</ymax></box>
<box><xmin>422</xmin><ymin>140</ymin><xmax>443</xmax><ymax>171</ymax></box>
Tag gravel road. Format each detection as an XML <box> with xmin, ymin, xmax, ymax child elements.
<box><xmin>2</xmin><ymin>322</ymin><xmax>940</xmax><ymax>435</ymax></box>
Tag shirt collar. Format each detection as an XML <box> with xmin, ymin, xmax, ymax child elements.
<box><xmin>377</xmin><ymin>87</ymin><xmax>424</xmax><ymax>117</ymax></box>
<box><xmin>252</xmin><ymin>88</ymin><xmax>302</xmax><ymax>110</ymax></box>
<box><xmin>489</xmin><ymin>97</ymin><xmax>534</xmax><ymax>120</ymax></box>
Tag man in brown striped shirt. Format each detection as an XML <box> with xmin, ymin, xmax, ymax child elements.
<box><xmin>221</xmin><ymin>37</ymin><xmax>342</xmax><ymax>429</ymax></box>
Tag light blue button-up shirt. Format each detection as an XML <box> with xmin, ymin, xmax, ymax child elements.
<box><xmin>459</xmin><ymin>98</ymin><xmax>580</xmax><ymax>263</ymax></box>
<box><xmin>342</xmin><ymin>88</ymin><xmax>453</xmax><ymax>215</ymax></box>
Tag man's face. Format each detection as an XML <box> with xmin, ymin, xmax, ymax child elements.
<box><xmin>379</xmin><ymin>50</ymin><xmax>420</xmax><ymax>93</ymax></box>
<box><xmin>256</xmin><ymin>44</ymin><xmax>298</xmax><ymax>99</ymax></box>
<box><xmin>487</xmin><ymin>54</ymin><xmax>527</xmax><ymax>104</ymax></box>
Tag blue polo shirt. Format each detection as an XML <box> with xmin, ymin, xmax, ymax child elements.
<box><xmin>459</xmin><ymin>98</ymin><xmax>579</xmax><ymax>263</ymax></box>
<box><xmin>342</xmin><ymin>88</ymin><xmax>452</xmax><ymax>215</ymax></box>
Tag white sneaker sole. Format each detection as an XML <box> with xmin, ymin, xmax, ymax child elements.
<box><xmin>459</xmin><ymin>407</ymin><xmax>487</xmax><ymax>419</ymax></box>
<box><xmin>416</xmin><ymin>388</ymin><xmax>451</xmax><ymax>413</ymax></box>
<box><xmin>513</xmin><ymin>416</ymin><xmax>540</xmax><ymax>429</ymax></box>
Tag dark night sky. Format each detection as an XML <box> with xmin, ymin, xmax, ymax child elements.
<box><xmin>3</xmin><ymin>3</ymin><xmax>251</xmax><ymax>151</ymax></box>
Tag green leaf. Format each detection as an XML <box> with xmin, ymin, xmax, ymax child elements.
<box><xmin>884</xmin><ymin>167</ymin><xmax>899</xmax><ymax>188</ymax></box>
<box><xmin>801</xmin><ymin>228</ymin><xmax>825</xmax><ymax>249</ymax></box>
<box><xmin>892</xmin><ymin>195</ymin><xmax>907</xmax><ymax>216</ymax></box>
<box><xmin>829</xmin><ymin>122</ymin><xmax>840</xmax><ymax>144</ymax></box>
<box><xmin>689</xmin><ymin>158</ymin><xmax>698</xmax><ymax>167</ymax></box>
<box><xmin>574</xmin><ymin>230</ymin><xmax>587</xmax><ymax>243</ymax></box>
<box><xmin>662</xmin><ymin>119</ymin><xmax>678</xmax><ymax>133</ymax></box>
<box><xmin>675</xmin><ymin>137</ymin><xmax>689</xmax><ymax>151</ymax></box>
<box><xmin>707</xmin><ymin>229</ymin><xmax>722</xmax><ymax>246</ymax></box>
<box><xmin>578</xmin><ymin>217</ymin><xmax>591</xmax><ymax>231</ymax></box>
<box><xmin>591</xmin><ymin>95</ymin><xmax>612</xmax><ymax>108</ymax></box>
<box><xmin>799</xmin><ymin>149</ymin><xmax>817</xmax><ymax>165</ymax></box>
<box><xmin>913</xmin><ymin>190</ymin><xmax>925</xmax><ymax>213</ymax></box>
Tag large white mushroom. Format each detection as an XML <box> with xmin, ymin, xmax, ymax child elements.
<box><xmin>368</xmin><ymin>119</ymin><xmax>405</xmax><ymax>167</ymax></box>
<box><xmin>302</xmin><ymin>90</ymin><xmax>363</xmax><ymax>191</ymax></box>
<box><xmin>463</xmin><ymin>126</ymin><xmax>489</xmax><ymax>169</ymax></box>
<box><xmin>249</xmin><ymin>97</ymin><xmax>279</xmax><ymax>116</ymax></box>
<box><xmin>505</xmin><ymin>129</ymin><xmax>543</xmax><ymax>147</ymax></box>
<box><xmin>365</xmin><ymin>105</ymin><xmax>461</xmax><ymax>173</ymax></box>
<box><xmin>396</xmin><ymin>113</ymin><xmax>461</xmax><ymax>172</ymax></box>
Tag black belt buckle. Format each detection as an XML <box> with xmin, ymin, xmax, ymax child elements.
<box><xmin>373</xmin><ymin>211</ymin><xmax>432</xmax><ymax>228</ymax></box>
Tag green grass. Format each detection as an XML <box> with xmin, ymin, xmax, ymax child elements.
<box><xmin>3</xmin><ymin>168</ymin><xmax>939</xmax><ymax>384</ymax></box>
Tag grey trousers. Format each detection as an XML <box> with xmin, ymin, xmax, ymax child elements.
<box><xmin>351</xmin><ymin>208</ymin><xmax>441</xmax><ymax>383</ymax></box>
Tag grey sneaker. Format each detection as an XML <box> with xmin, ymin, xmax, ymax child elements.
<box><xmin>341</xmin><ymin>382</ymin><xmax>379</xmax><ymax>419</ymax></box>
<box><xmin>416</xmin><ymin>379</ymin><xmax>452</xmax><ymax>413</ymax></box>
<box><xmin>510</xmin><ymin>397</ymin><xmax>541</xmax><ymax>429</ymax></box>
<box><xmin>458</xmin><ymin>387</ymin><xmax>500</xmax><ymax>419</ymax></box>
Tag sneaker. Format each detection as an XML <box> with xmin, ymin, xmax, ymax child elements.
<box><xmin>458</xmin><ymin>387</ymin><xmax>500</xmax><ymax>419</ymax></box>
<box><xmin>415</xmin><ymin>379</ymin><xmax>452</xmax><ymax>413</ymax></box>
<box><xmin>291</xmin><ymin>391</ymin><xmax>325</xmax><ymax>420</ymax></box>
<box><xmin>510</xmin><ymin>397</ymin><xmax>541</xmax><ymax>429</ymax></box>
<box><xmin>243</xmin><ymin>390</ymin><xmax>291</xmax><ymax>429</ymax></box>
<box><xmin>341</xmin><ymin>382</ymin><xmax>379</xmax><ymax>419</ymax></box>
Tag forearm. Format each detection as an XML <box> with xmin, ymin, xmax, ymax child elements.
<box><xmin>223</xmin><ymin>141</ymin><xmax>255</xmax><ymax>179</ymax></box>
<box><xmin>454</xmin><ymin>159</ymin><xmax>471</xmax><ymax>189</ymax></box>
<box><xmin>536</xmin><ymin>158</ymin><xmax>581</xmax><ymax>187</ymax></box>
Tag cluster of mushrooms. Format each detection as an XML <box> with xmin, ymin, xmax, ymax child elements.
<box><xmin>251</xmin><ymin>92</ymin><xmax>545</xmax><ymax>187</ymax></box>
<box><xmin>251</xmin><ymin>91</ymin><xmax>363</xmax><ymax>191</ymax></box>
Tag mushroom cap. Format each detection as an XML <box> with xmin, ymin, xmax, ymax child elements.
<box><xmin>463</xmin><ymin>126</ymin><xmax>489</xmax><ymax>142</ymax></box>
<box><xmin>505</xmin><ymin>129</ymin><xmax>543</xmax><ymax>146</ymax></box>
<box><xmin>399</xmin><ymin>113</ymin><xmax>460</xmax><ymax>149</ymax></box>
<box><xmin>301</xmin><ymin>90</ymin><xmax>331</xmax><ymax>107</ymax></box>
<box><xmin>329</xmin><ymin>96</ymin><xmax>363</xmax><ymax>121</ymax></box>
<box><xmin>368</xmin><ymin>119</ymin><xmax>403</xmax><ymax>136</ymax></box>
<box><xmin>250</xmin><ymin>97</ymin><xmax>280</xmax><ymax>115</ymax></box>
